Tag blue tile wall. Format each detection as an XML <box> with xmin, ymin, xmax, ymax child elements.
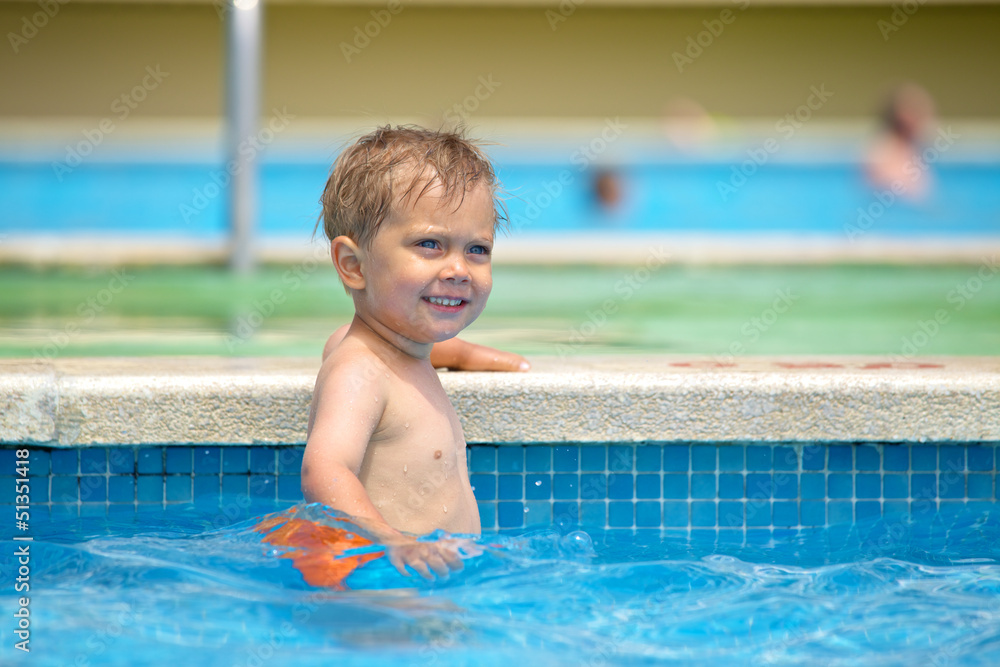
<box><xmin>0</xmin><ymin>446</ymin><xmax>307</xmax><ymax>508</ymax></box>
<box><xmin>2</xmin><ymin>444</ymin><xmax>999</xmax><ymax>532</ymax></box>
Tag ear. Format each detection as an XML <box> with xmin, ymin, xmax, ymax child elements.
<box><xmin>331</xmin><ymin>235</ymin><xmax>366</xmax><ymax>291</ymax></box>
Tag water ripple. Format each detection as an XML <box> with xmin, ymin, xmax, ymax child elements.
<box><xmin>5</xmin><ymin>502</ymin><xmax>1000</xmax><ymax>666</ymax></box>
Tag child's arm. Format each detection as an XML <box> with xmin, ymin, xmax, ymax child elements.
<box><xmin>323</xmin><ymin>325</ymin><xmax>530</xmax><ymax>372</ymax></box>
<box><xmin>302</xmin><ymin>357</ymin><xmax>467</xmax><ymax>579</ymax></box>
<box><xmin>429</xmin><ymin>336</ymin><xmax>531</xmax><ymax>372</ymax></box>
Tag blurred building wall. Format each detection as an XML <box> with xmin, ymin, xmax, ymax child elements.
<box><xmin>1</xmin><ymin>2</ymin><xmax>998</xmax><ymax>121</ymax></box>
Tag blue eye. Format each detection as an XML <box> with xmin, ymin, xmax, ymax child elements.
<box><xmin>417</xmin><ymin>240</ymin><xmax>439</xmax><ymax>250</ymax></box>
<box><xmin>469</xmin><ymin>245</ymin><xmax>491</xmax><ymax>255</ymax></box>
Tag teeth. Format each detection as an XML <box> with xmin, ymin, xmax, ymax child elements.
<box><xmin>427</xmin><ymin>297</ymin><xmax>463</xmax><ymax>306</ymax></box>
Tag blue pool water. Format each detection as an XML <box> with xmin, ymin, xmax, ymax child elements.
<box><xmin>3</xmin><ymin>499</ymin><xmax>999</xmax><ymax>666</ymax></box>
<box><xmin>2</xmin><ymin>160</ymin><xmax>999</xmax><ymax>239</ymax></box>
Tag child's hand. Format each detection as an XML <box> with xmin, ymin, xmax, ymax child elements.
<box><xmin>430</xmin><ymin>338</ymin><xmax>530</xmax><ymax>373</ymax></box>
<box><xmin>385</xmin><ymin>536</ymin><xmax>482</xmax><ymax>580</ymax></box>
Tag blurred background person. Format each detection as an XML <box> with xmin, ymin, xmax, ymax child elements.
<box><xmin>592</xmin><ymin>168</ymin><xmax>624</xmax><ymax>214</ymax></box>
<box><xmin>864</xmin><ymin>82</ymin><xmax>937</xmax><ymax>201</ymax></box>
<box><xmin>661</xmin><ymin>97</ymin><xmax>718</xmax><ymax>155</ymax></box>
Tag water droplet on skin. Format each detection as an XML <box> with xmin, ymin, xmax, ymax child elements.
<box><xmin>404</xmin><ymin>422</ymin><xmax>410</xmax><ymax>429</ymax></box>
<box><xmin>443</xmin><ymin>505</ymin><xmax>448</xmax><ymax>513</ymax></box>
<box><xmin>403</xmin><ymin>465</ymin><xmax>408</xmax><ymax>473</ymax></box>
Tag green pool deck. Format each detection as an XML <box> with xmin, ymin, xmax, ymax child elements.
<box><xmin>2</xmin><ymin>356</ymin><xmax>998</xmax><ymax>447</ymax></box>
<box><xmin>1</xmin><ymin>263</ymin><xmax>998</xmax><ymax>358</ymax></box>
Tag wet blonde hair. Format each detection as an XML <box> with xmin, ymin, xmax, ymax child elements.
<box><xmin>318</xmin><ymin>125</ymin><xmax>507</xmax><ymax>248</ymax></box>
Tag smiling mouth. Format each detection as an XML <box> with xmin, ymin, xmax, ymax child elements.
<box><xmin>424</xmin><ymin>296</ymin><xmax>466</xmax><ymax>308</ymax></box>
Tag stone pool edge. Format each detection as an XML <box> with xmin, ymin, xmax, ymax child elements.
<box><xmin>1</xmin><ymin>355</ymin><xmax>998</xmax><ymax>447</ymax></box>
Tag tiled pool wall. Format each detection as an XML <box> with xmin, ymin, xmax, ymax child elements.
<box><xmin>4</xmin><ymin>443</ymin><xmax>999</xmax><ymax>531</ymax></box>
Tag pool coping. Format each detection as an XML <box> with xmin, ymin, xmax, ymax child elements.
<box><xmin>2</xmin><ymin>233</ymin><xmax>998</xmax><ymax>266</ymax></box>
<box><xmin>2</xmin><ymin>355</ymin><xmax>998</xmax><ymax>447</ymax></box>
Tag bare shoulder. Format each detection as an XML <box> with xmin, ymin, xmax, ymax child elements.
<box><xmin>308</xmin><ymin>335</ymin><xmax>392</xmax><ymax>437</ymax></box>
<box><xmin>316</xmin><ymin>335</ymin><xmax>390</xmax><ymax>395</ymax></box>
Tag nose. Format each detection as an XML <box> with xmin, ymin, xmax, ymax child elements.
<box><xmin>440</xmin><ymin>252</ymin><xmax>470</xmax><ymax>283</ymax></box>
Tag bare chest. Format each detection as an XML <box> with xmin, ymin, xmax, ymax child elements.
<box><xmin>360</xmin><ymin>367</ymin><xmax>479</xmax><ymax>534</ymax></box>
<box><xmin>369</xmin><ymin>371</ymin><xmax>467</xmax><ymax>472</ymax></box>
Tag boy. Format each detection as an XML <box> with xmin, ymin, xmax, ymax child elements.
<box><xmin>297</xmin><ymin>126</ymin><xmax>520</xmax><ymax>582</ymax></box>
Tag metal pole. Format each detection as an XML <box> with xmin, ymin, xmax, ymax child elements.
<box><xmin>225</xmin><ymin>0</ymin><xmax>261</xmax><ymax>274</ymax></box>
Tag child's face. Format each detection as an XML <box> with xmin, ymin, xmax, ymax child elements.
<box><xmin>356</xmin><ymin>181</ymin><xmax>495</xmax><ymax>350</ymax></box>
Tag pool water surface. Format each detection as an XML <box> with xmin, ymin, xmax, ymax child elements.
<box><xmin>3</xmin><ymin>499</ymin><xmax>999</xmax><ymax>666</ymax></box>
